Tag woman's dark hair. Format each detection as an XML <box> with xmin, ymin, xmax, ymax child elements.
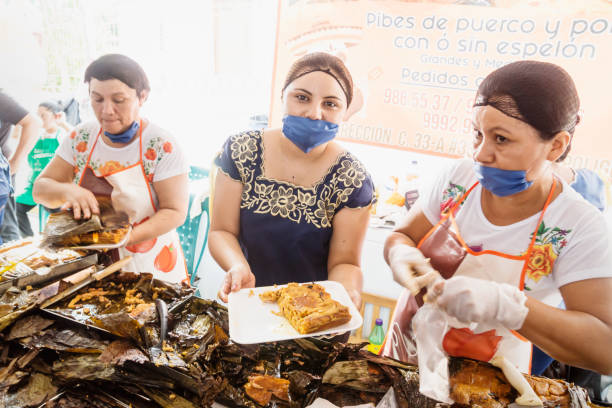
<box><xmin>84</xmin><ymin>54</ymin><xmax>150</xmax><ymax>95</ymax></box>
<box><xmin>282</xmin><ymin>52</ymin><xmax>353</xmax><ymax>107</ymax></box>
<box><xmin>474</xmin><ymin>60</ymin><xmax>580</xmax><ymax>161</ymax></box>
<box><xmin>38</xmin><ymin>100</ymin><xmax>62</xmax><ymax>114</ymax></box>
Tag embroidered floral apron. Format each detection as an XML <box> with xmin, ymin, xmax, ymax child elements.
<box><xmin>380</xmin><ymin>180</ymin><xmax>557</xmax><ymax>373</ymax></box>
<box><xmin>78</xmin><ymin>120</ymin><xmax>188</xmax><ymax>283</ymax></box>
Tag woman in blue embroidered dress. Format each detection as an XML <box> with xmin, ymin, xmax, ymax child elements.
<box><xmin>210</xmin><ymin>53</ymin><xmax>375</xmax><ymax>307</ymax></box>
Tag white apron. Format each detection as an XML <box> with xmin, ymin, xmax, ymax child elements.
<box><xmin>78</xmin><ymin>120</ymin><xmax>188</xmax><ymax>283</ymax></box>
<box><xmin>381</xmin><ymin>180</ymin><xmax>557</xmax><ymax>373</ymax></box>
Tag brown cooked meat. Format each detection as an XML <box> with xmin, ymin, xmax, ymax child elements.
<box><xmin>259</xmin><ymin>282</ymin><xmax>351</xmax><ymax>334</ymax></box>
<box><xmin>56</xmin><ymin>227</ymin><xmax>129</xmax><ymax>246</ymax></box>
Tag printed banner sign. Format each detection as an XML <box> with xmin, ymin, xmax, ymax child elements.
<box><xmin>269</xmin><ymin>0</ymin><xmax>612</xmax><ymax>179</ymax></box>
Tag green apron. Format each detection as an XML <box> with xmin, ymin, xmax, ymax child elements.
<box><xmin>16</xmin><ymin>131</ymin><xmax>60</xmax><ymax>206</ymax></box>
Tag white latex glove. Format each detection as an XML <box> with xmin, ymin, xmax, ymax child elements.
<box><xmin>433</xmin><ymin>276</ymin><xmax>529</xmax><ymax>330</ymax></box>
<box><xmin>388</xmin><ymin>244</ymin><xmax>439</xmax><ymax>295</ymax></box>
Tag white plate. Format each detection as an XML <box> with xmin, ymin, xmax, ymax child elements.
<box><xmin>228</xmin><ymin>280</ymin><xmax>363</xmax><ymax>344</ymax></box>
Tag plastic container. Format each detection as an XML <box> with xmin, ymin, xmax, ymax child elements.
<box><xmin>367</xmin><ymin>318</ymin><xmax>385</xmax><ymax>354</ymax></box>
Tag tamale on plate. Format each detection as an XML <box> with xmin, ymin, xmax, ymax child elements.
<box><xmin>259</xmin><ymin>282</ymin><xmax>351</xmax><ymax>334</ymax></box>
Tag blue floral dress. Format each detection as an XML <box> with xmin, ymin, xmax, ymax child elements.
<box><xmin>214</xmin><ymin>130</ymin><xmax>375</xmax><ymax>287</ymax></box>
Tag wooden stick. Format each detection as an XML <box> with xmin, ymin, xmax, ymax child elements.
<box><xmin>93</xmin><ymin>256</ymin><xmax>132</xmax><ymax>281</ymax></box>
<box><xmin>40</xmin><ymin>256</ymin><xmax>132</xmax><ymax>309</ymax></box>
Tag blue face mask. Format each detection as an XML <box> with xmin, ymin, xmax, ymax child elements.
<box><xmin>104</xmin><ymin>121</ymin><xmax>139</xmax><ymax>143</ymax></box>
<box><xmin>282</xmin><ymin>115</ymin><xmax>339</xmax><ymax>153</ymax></box>
<box><xmin>474</xmin><ymin>163</ymin><xmax>533</xmax><ymax>197</ymax></box>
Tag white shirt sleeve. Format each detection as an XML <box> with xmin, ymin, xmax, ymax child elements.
<box><xmin>554</xmin><ymin>206</ymin><xmax>612</xmax><ymax>287</ymax></box>
<box><xmin>55</xmin><ymin>128</ymin><xmax>77</xmax><ymax>166</ymax></box>
<box><xmin>151</xmin><ymin>133</ymin><xmax>189</xmax><ymax>182</ymax></box>
<box><xmin>419</xmin><ymin>159</ymin><xmax>467</xmax><ymax>225</ymax></box>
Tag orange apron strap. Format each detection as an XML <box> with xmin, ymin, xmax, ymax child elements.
<box><xmin>416</xmin><ymin>181</ymin><xmax>479</xmax><ymax>249</ymax></box>
<box><xmin>455</xmin><ymin>181</ymin><xmax>479</xmax><ymax>207</ymax></box>
<box><xmin>78</xmin><ymin>121</ymin><xmax>144</xmax><ymax>186</ymax></box>
<box><xmin>518</xmin><ymin>178</ymin><xmax>557</xmax><ymax>290</ymax></box>
<box><xmin>78</xmin><ymin>127</ymin><xmax>102</xmax><ymax>186</ymax></box>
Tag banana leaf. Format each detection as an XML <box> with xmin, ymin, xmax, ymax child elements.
<box><xmin>2</xmin><ymin>373</ymin><xmax>57</xmax><ymax>407</ymax></box>
<box><xmin>322</xmin><ymin>360</ymin><xmax>390</xmax><ymax>394</ymax></box>
<box><xmin>137</xmin><ymin>385</ymin><xmax>197</xmax><ymax>408</ymax></box>
<box><xmin>0</xmin><ymin>287</ymin><xmax>38</xmax><ymax>331</ymax></box>
<box><xmin>20</xmin><ymin>327</ymin><xmax>109</xmax><ymax>353</ymax></box>
<box><xmin>6</xmin><ymin>314</ymin><xmax>54</xmax><ymax>340</ymax></box>
<box><xmin>41</xmin><ymin>197</ymin><xmax>129</xmax><ymax>247</ymax></box>
<box><xmin>98</xmin><ymin>340</ymin><xmax>148</xmax><ymax>366</ymax></box>
<box><xmin>52</xmin><ymin>354</ymin><xmax>116</xmax><ymax>382</ymax></box>
<box><xmin>44</xmin><ymin>383</ymin><xmax>161</xmax><ymax>408</ymax></box>
<box><xmin>41</xmin><ymin>212</ymin><xmax>103</xmax><ymax>246</ymax></box>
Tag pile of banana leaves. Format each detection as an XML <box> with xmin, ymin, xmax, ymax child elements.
<box><xmin>0</xmin><ymin>274</ymin><xmax>595</xmax><ymax>408</ymax></box>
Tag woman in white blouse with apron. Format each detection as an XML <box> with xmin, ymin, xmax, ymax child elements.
<box><xmin>34</xmin><ymin>54</ymin><xmax>189</xmax><ymax>283</ymax></box>
<box><xmin>382</xmin><ymin>61</ymin><xmax>612</xmax><ymax>375</ymax></box>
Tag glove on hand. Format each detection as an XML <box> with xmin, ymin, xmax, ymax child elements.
<box><xmin>388</xmin><ymin>244</ymin><xmax>440</xmax><ymax>295</ymax></box>
<box><xmin>434</xmin><ymin>276</ymin><xmax>528</xmax><ymax>330</ymax></box>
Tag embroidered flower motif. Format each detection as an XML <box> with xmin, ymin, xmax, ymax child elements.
<box><xmin>336</xmin><ymin>188</ymin><xmax>353</xmax><ymax>205</ymax></box>
<box><xmin>231</xmin><ymin>133</ymin><xmax>258</xmax><ymax>163</ymax></box>
<box><xmin>440</xmin><ymin>197</ymin><xmax>454</xmax><ymax>214</ymax></box>
<box><xmin>314</xmin><ymin>200</ymin><xmax>333</xmax><ymax>228</ymax></box>
<box><xmin>146</xmin><ymin>173</ymin><xmax>154</xmax><ymax>183</ymax></box>
<box><xmin>163</xmin><ymin>142</ymin><xmax>173</xmax><ymax>153</ymax></box>
<box><xmin>297</xmin><ymin>190</ymin><xmax>316</xmax><ymax>206</ymax></box>
<box><xmin>337</xmin><ymin>160</ymin><xmax>366</xmax><ymax>188</ymax></box>
<box><xmin>222</xmin><ymin>131</ymin><xmax>373</xmax><ymax>229</ymax></box>
<box><xmin>526</xmin><ymin>243</ymin><xmax>557</xmax><ymax>282</ymax></box>
<box><xmin>254</xmin><ymin>182</ymin><xmax>273</xmax><ymax>196</ymax></box>
<box><xmin>98</xmin><ymin>160</ymin><xmax>124</xmax><ymax>176</ymax></box>
<box><xmin>440</xmin><ymin>182</ymin><xmax>466</xmax><ymax>216</ymax></box>
<box><xmin>145</xmin><ymin>148</ymin><xmax>157</xmax><ymax>161</ymax></box>
<box><xmin>76</xmin><ymin>141</ymin><xmax>88</xmax><ymax>153</ymax></box>
<box><xmin>523</xmin><ymin>222</ymin><xmax>571</xmax><ymax>285</ymax></box>
<box><xmin>69</xmin><ymin>130</ymin><xmax>76</xmax><ymax>139</ymax></box>
<box><xmin>269</xmin><ymin>186</ymin><xmax>297</xmax><ymax>217</ymax></box>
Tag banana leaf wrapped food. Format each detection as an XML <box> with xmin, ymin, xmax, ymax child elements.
<box><xmin>0</xmin><ymin>274</ymin><xmax>597</xmax><ymax>408</ymax></box>
<box><xmin>44</xmin><ymin>272</ymin><xmax>194</xmax><ymax>343</ymax></box>
<box><xmin>41</xmin><ymin>197</ymin><xmax>130</xmax><ymax>247</ymax></box>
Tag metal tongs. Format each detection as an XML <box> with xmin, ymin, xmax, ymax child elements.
<box><xmin>149</xmin><ymin>298</ymin><xmax>169</xmax><ymax>365</ymax></box>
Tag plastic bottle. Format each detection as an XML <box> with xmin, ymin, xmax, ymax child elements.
<box><xmin>367</xmin><ymin>318</ymin><xmax>385</xmax><ymax>354</ymax></box>
<box><xmin>402</xmin><ymin>160</ymin><xmax>420</xmax><ymax>211</ymax></box>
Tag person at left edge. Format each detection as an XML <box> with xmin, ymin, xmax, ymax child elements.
<box><xmin>16</xmin><ymin>100</ymin><xmax>72</xmax><ymax>238</ymax></box>
<box><xmin>0</xmin><ymin>91</ymin><xmax>42</xmax><ymax>242</ymax></box>
<box><xmin>33</xmin><ymin>54</ymin><xmax>189</xmax><ymax>283</ymax></box>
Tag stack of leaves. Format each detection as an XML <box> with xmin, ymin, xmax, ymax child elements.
<box><xmin>0</xmin><ymin>275</ymin><xmax>594</xmax><ymax>408</ymax></box>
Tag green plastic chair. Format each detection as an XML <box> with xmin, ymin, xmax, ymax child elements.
<box><xmin>177</xmin><ymin>166</ymin><xmax>210</xmax><ymax>288</ymax></box>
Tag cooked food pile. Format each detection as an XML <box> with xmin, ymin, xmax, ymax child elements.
<box><xmin>0</xmin><ymin>238</ymin><xmax>82</xmax><ymax>281</ymax></box>
<box><xmin>259</xmin><ymin>282</ymin><xmax>351</xmax><ymax>334</ymax></box>
<box><xmin>0</xmin><ymin>271</ymin><xmax>594</xmax><ymax>407</ymax></box>
<box><xmin>53</xmin><ymin>227</ymin><xmax>130</xmax><ymax>246</ymax></box>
